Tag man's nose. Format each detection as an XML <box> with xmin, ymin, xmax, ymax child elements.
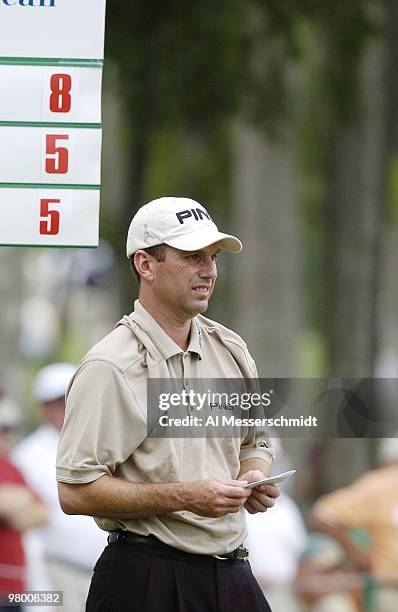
<box><xmin>199</xmin><ymin>256</ymin><xmax>217</xmax><ymax>279</ymax></box>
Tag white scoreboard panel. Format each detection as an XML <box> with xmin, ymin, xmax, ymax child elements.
<box><xmin>0</xmin><ymin>65</ymin><xmax>102</xmax><ymax>124</ymax></box>
<box><xmin>0</xmin><ymin>0</ymin><xmax>106</xmax><ymax>60</ymax></box>
<box><xmin>0</xmin><ymin>188</ymin><xmax>100</xmax><ymax>247</ymax></box>
<box><xmin>0</xmin><ymin>127</ymin><xmax>102</xmax><ymax>185</ymax></box>
<box><xmin>0</xmin><ymin>0</ymin><xmax>106</xmax><ymax>248</ymax></box>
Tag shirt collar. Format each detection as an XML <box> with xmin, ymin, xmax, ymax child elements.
<box><xmin>131</xmin><ymin>300</ymin><xmax>203</xmax><ymax>360</ymax></box>
<box><xmin>188</xmin><ymin>317</ymin><xmax>203</xmax><ymax>359</ymax></box>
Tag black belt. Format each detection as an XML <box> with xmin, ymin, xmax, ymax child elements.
<box><xmin>107</xmin><ymin>530</ymin><xmax>249</xmax><ymax>561</ymax></box>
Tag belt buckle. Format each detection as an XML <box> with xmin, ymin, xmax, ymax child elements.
<box><xmin>214</xmin><ymin>545</ymin><xmax>249</xmax><ymax>561</ymax></box>
<box><xmin>234</xmin><ymin>546</ymin><xmax>249</xmax><ymax>561</ymax></box>
<box><xmin>108</xmin><ymin>530</ymin><xmax>126</xmax><ymax>544</ymax></box>
<box><xmin>116</xmin><ymin>530</ymin><xmax>126</xmax><ymax>543</ymax></box>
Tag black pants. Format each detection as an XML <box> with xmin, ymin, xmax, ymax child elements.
<box><xmin>86</xmin><ymin>539</ymin><xmax>272</xmax><ymax>612</ymax></box>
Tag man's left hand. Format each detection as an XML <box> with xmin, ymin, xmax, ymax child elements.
<box><xmin>239</xmin><ymin>470</ymin><xmax>280</xmax><ymax>514</ymax></box>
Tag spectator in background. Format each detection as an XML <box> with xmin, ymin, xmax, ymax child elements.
<box><xmin>0</xmin><ymin>388</ymin><xmax>47</xmax><ymax>612</ymax></box>
<box><xmin>245</xmin><ymin>438</ymin><xmax>308</xmax><ymax>611</ymax></box>
<box><xmin>296</xmin><ymin>533</ymin><xmax>362</xmax><ymax>612</ymax></box>
<box><xmin>12</xmin><ymin>365</ymin><xmax>107</xmax><ymax>612</ymax></box>
<box><xmin>245</xmin><ymin>493</ymin><xmax>307</xmax><ymax>611</ymax></box>
<box><xmin>310</xmin><ymin>438</ymin><xmax>398</xmax><ymax>612</ymax></box>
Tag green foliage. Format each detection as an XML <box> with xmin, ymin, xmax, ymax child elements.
<box><xmin>290</xmin><ymin>1</ymin><xmax>380</xmax><ymax>336</ymax></box>
<box><xmin>315</xmin><ymin>2</ymin><xmax>378</xmax><ymax>123</ymax></box>
<box><xmin>145</xmin><ymin>125</ymin><xmax>230</xmax><ymax>218</ymax></box>
<box><xmin>105</xmin><ymin>0</ymin><xmax>379</xmax><ymax>181</ymax></box>
<box><xmin>105</xmin><ymin>0</ymin><xmax>383</xmax><ymax>319</ymax></box>
<box><xmin>106</xmin><ymin>1</ymin><xmax>254</xmax><ymax>132</ymax></box>
<box><xmin>105</xmin><ymin>0</ymin><xmax>378</xmax><ymax>141</ymax></box>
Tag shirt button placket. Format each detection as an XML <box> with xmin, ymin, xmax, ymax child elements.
<box><xmin>182</xmin><ymin>353</ymin><xmax>192</xmax><ymax>412</ymax></box>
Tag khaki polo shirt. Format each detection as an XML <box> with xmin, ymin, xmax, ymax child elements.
<box><xmin>56</xmin><ymin>300</ymin><xmax>274</xmax><ymax>555</ymax></box>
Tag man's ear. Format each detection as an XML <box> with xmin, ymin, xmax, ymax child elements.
<box><xmin>134</xmin><ymin>250</ymin><xmax>154</xmax><ymax>281</ymax></box>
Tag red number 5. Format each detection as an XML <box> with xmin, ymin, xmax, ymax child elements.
<box><xmin>50</xmin><ymin>74</ymin><xmax>72</xmax><ymax>113</ymax></box>
<box><xmin>40</xmin><ymin>199</ymin><xmax>60</xmax><ymax>235</ymax></box>
<box><xmin>45</xmin><ymin>135</ymin><xmax>69</xmax><ymax>174</ymax></box>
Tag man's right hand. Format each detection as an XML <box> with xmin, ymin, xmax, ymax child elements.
<box><xmin>182</xmin><ymin>479</ymin><xmax>251</xmax><ymax>518</ymax></box>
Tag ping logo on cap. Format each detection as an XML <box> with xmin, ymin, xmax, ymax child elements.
<box><xmin>176</xmin><ymin>208</ymin><xmax>212</xmax><ymax>225</ymax></box>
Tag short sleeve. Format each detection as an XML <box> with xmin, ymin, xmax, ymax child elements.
<box><xmin>239</xmin><ymin>357</ymin><xmax>275</xmax><ymax>466</ymax></box>
<box><xmin>56</xmin><ymin>360</ymin><xmax>147</xmax><ymax>484</ymax></box>
<box><xmin>239</xmin><ymin>436</ymin><xmax>275</xmax><ymax>466</ymax></box>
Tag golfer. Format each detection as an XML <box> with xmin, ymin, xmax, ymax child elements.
<box><xmin>57</xmin><ymin>196</ymin><xmax>279</xmax><ymax>611</ymax></box>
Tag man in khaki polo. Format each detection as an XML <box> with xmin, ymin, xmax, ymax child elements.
<box><xmin>56</xmin><ymin>197</ymin><xmax>279</xmax><ymax>612</ymax></box>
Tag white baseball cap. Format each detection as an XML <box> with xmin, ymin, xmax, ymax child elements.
<box><xmin>126</xmin><ymin>197</ymin><xmax>242</xmax><ymax>258</ymax></box>
<box><xmin>33</xmin><ymin>363</ymin><xmax>76</xmax><ymax>403</ymax></box>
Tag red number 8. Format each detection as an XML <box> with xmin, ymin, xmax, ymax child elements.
<box><xmin>50</xmin><ymin>74</ymin><xmax>72</xmax><ymax>113</ymax></box>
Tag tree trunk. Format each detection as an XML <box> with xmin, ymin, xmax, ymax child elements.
<box><xmin>320</xmin><ymin>41</ymin><xmax>385</xmax><ymax>489</ymax></box>
<box><xmin>376</xmin><ymin>0</ymin><xmax>398</xmax><ymax>381</ymax></box>
<box><xmin>372</xmin><ymin>0</ymin><xmax>398</xmax><ymax>431</ymax></box>
<box><xmin>230</xmin><ymin>120</ymin><xmax>300</xmax><ymax>377</ymax></box>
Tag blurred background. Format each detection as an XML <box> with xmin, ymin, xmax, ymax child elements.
<box><xmin>1</xmin><ymin>2</ymin><xmax>398</xmax><ymax>610</ymax></box>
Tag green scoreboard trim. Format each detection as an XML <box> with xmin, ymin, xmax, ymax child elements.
<box><xmin>0</xmin><ymin>57</ymin><xmax>103</xmax><ymax>67</ymax></box>
<box><xmin>0</xmin><ymin>121</ymin><xmax>101</xmax><ymax>128</ymax></box>
<box><xmin>0</xmin><ymin>183</ymin><xmax>100</xmax><ymax>190</ymax></box>
<box><xmin>0</xmin><ymin>243</ymin><xmax>98</xmax><ymax>249</ymax></box>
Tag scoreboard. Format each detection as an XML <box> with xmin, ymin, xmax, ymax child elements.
<box><xmin>0</xmin><ymin>0</ymin><xmax>106</xmax><ymax>247</ymax></box>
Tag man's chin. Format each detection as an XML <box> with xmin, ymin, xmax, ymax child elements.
<box><xmin>189</xmin><ymin>298</ymin><xmax>209</xmax><ymax>316</ymax></box>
